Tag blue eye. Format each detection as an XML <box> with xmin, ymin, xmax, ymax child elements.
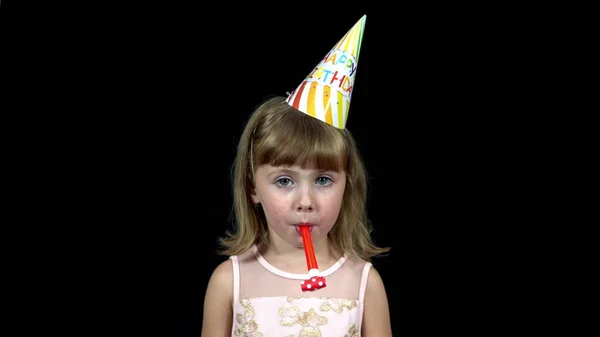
<box><xmin>275</xmin><ymin>177</ymin><xmax>293</xmax><ymax>187</ymax></box>
<box><xmin>316</xmin><ymin>177</ymin><xmax>333</xmax><ymax>186</ymax></box>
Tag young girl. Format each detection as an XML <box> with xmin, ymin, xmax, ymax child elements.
<box><xmin>202</xmin><ymin>15</ymin><xmax>392</xmax><ymax>336</ymax></box>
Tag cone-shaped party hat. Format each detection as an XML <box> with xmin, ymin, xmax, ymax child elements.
<box><xmin>285</xmin><ymin>15</ymin><xmax>367</xmax><ymax>129</ymax></box>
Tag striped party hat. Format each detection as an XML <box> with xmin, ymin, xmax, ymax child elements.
<box><xmin>285</xmin><ymin>15</ymin><xmax>367</xmax><ymax>129</ymax></box>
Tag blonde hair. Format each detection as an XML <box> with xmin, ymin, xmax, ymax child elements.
<box><xmin>217</xmin><ymin>96</ymin><xmax>390</xmax><ymax>261</ymax></box>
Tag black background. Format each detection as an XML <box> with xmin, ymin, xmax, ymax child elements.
<box><xmin>1</xmin><ymin>2</ymin><xmax>532</xmax><ymax>335</ymax></box>
<box><xmin>167</xmin><ymin>9</ymin><xmax>407</xmax><ymax>335</ymax></box>
<box><xmin>157</xmin><ymin>7</ymin><xmax>494</xmax><ymax>336</ymax></box>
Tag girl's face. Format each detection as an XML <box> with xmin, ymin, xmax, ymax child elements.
<box><xmin>251</xmin><ymin>164</ymin><xmax>346</xmax><ymax>249</ymax></box>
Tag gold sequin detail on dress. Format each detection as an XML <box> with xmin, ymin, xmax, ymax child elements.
<box><xmin>286</xmin><ymin>296</ymin><xmax>308</xmax><ymax>303</ymax></box>
<box><xmin>278</xmin><ymin>307</ymin><xmax>328</xmax><ymax>337</ymax></box>
<box><xmin>319</xmin><ymin>298</ymin><xmax>357</xmax><ymax>313</ymax></box>
<box><xmin>234</xmin><ymin>299</ymin><xmax>263</xmax><ymax>337</ymax></box>
<box><xmin>278</xmin><ymin>306</ymin><xmax>301</xmax><ymax>326</ymax></box>
<box><xmin>344</xmin><ymin>323</ymin><xmax>359</xmax><ymax>337</ymax></box>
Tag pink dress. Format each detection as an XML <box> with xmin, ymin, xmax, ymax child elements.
<box><xmin>230</xmin><ymin>244</ymin><xmax>372</xmax><ymax>336</ymax></box>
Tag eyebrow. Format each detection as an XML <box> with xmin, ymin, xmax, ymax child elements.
<box><xmin>267</xmin><ymin>168</ymin><xmax>296</xmax><ymax>177</ymax></box>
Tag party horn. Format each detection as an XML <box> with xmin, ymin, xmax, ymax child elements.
<box><xmin>299</xmin><ymin>224</ymin><xmax>326</xmax><ymax>291</ymax></box>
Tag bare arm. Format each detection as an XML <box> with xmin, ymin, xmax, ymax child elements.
<box><xmin>201</xmin><ymin>259</ymin><xmax>233</xmax><ymax>337</ymax></box>
<box><xmin>362</xmin><ymin>267</ymin><xmax>393</xmax><ymax>337</ymax></box>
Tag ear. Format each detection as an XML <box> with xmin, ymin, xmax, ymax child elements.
<box><xmin>250</xmin><ymin>189</ymin><xmax>260</xmax><ymax>205</ymax></box>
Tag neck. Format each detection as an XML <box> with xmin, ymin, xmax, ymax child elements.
<box><xmin>259</xmin><ymin>236</ymin><xmax>340</xmax><ymax>272</ymax></box>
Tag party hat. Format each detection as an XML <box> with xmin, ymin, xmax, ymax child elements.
<box><xmin>285</xmin><ymin>15</ymin><xmax>367</xmax><ymax>129</ymax></box>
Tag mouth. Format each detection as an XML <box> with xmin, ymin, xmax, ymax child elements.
<box><xmin>294</xmin><ymin>223</ymin><xmax>315</xmax><ymax>235</ymax></box>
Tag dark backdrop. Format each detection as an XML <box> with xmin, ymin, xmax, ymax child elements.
<box><xmin>0</xmin><ymin>2</ymin><xmax>522</xmax><ymax>335</ymax></box>
<box><xmin>168</xmin><ymin>9</ymin><xmax>404</xmax><ymax>335</ymax></box>
<box><xmin>105</xmin><ymin>6</ymin><xmax>502</xmax><ymax>336</ymax></box>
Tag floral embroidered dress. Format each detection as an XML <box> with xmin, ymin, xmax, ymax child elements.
<box><xmin>230</xmin><ymin>244</ymin><xmax>372</xmax><ymax>336</ymax></box>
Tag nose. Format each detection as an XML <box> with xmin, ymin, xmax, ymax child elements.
<box><xmin>296</xmin><ymin>186</ymin><xmax>314</xmax><ymax>212</ymax></box>
<box><xmin>297</xmin><ymin>204</ymin><xmax>313</xmax><ymax>212</ymax></box>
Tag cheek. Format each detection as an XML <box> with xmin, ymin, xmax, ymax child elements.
<box><xmin>324</xmin><ymin>192</ymin><xmax>345</xmax><ymax>219</ymax></box>
<box><xmin>271</xmin><ymin>206</ymin><xmax>285</xmax><ymax>218</ymax></box>
<box><xmin>261</xmin><ymin>197</ymin><xmax>287</xmax><ymax>219</ymax></box>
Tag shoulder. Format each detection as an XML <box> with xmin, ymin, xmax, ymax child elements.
<box><xmin>202</xmin><ymin>259</ymin><xmax>235</xmax><ymax>335</ymax></box>
<box><xmin>204</xmin><ymin>258</ymin><xmax>234</xmax><ymax>308</ymax></box>
<box><xmin>340</xmin><ymin>254</ymin><xmax>369</xmax><ymax>273</ymax></box>
<box><xmin>362</xmin><ymin>266</ymin><xmax>393</xmax><ymax>336</ymax></box>
<box><xmin>207</xmin><ymin>259</ymin><xmax>234</xmax><ymax>291</ymax></box>
<box><xmin>365</xmin><ymin>265</ymin><xmax>385</xmax><ymax>292</ymax></box>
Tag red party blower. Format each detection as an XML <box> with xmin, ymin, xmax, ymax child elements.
<box><xmin>299</xmin><ymin>224</ymin><xmax>326</xmax><ymax>291</ymax></box>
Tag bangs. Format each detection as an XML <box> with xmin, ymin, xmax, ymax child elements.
<box><xmin>253</xmin><ymin>111</ymin><xmax>348</xmax><ymax>171</ymax></box>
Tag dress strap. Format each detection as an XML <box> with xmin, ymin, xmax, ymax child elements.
<box><xmin>229</xmin><ymin>256</ymin><xmax>240</xmax><ymax>303</ymax></box>
<box><xmin>359</xmin><ymin>262</ymin><xmax>372</xmax><ymax>302</ymax></box>
<box><xmin>357</xmin><ymin>262</ymin><xmax>372</xmax><ymax>329</ymax></box>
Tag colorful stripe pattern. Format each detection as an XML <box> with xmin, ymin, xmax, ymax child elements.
<box><xmin>285</xmin><ymin>15</ymin><xmax>366</xmax><ymax>129</ymax></box>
